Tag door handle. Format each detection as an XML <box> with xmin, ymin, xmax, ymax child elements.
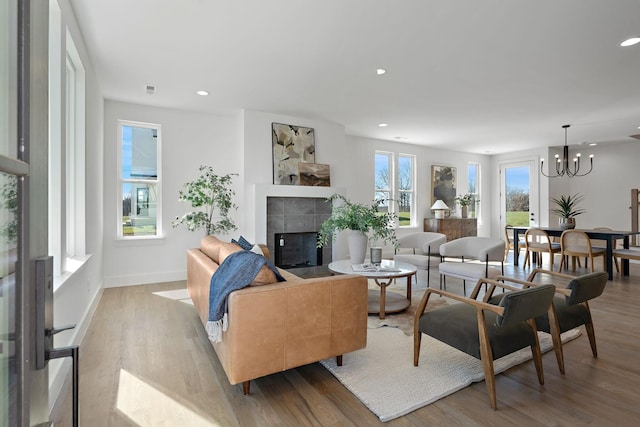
<box><xmin>46</xmin><ymin>324</ymin><xmax>76</xmax><ymax>336</ymax></box>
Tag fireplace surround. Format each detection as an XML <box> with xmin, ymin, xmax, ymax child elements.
<box><xmin>266</xmin><ymin>196</ymin><xmax>332</xmax><ymax>277</ymax></box>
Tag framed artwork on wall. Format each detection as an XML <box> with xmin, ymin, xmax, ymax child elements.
<box><xmin>298</xmin><ymin>163</ymin><xmax>330</xmax><ymax>186</ymax></box>
<box><xmin>431</xmin><ymin>165</ymin><xmax>457</xmax><ymax>212</ymax></box>
<box><xmin>272</xmin><ymin>122</ymin><xmax>316</xmax><ymax>185</ymax></box>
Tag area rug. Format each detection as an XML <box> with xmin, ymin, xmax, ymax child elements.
<box><xmin>320</xmin><ymin>326</ymin><xmax>581</xmax><ymax>422</ymax></box>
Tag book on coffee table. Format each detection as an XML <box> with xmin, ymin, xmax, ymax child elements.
<box><xmin>351</xmin><ymin>263</ymin><xmax>401</xmax><ymax>273</ymax></box>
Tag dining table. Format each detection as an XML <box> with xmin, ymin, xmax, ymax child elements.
<box><xmin>510</xmin><ymin>226</ymin><xmax>638</xmax><ymax>280</ymax></box>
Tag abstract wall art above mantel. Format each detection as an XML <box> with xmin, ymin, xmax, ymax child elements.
<box><xmin>272</xmin><ymin>122</ymin><xmax>316</xmax><ymax>185</ymax></box>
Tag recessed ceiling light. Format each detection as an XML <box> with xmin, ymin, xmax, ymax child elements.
<box><xmin>588</xmin><ymin>143</ymin><xmax>598</xmax><ymax>146</ymax></box>
<box><xmin>620</xmin><ymin>37</ymin><xmax>640</xmax><ymax>47</ymax></box>
<box><xmin>378</xmin><ymin>123</ymin><xmax>388</xmax><ymax>127</ymax></box>
<box><xmin>376</xmin><ymin>68</ymin><xmax>386</xmax><ymax>75</ymax></box>
<box><xmin>196</xmin><ymin>90</ymin><xmax>209</xmax><ymax>96</ymax></box>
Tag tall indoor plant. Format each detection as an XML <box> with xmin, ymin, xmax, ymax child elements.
<box><xmin>550</xmin><ymin>193</ymin><xmax>585</xmax><ymax>230</ymax></box>
<box><xmin>172</xmin><ymin>165</ymin><xmax>238</xmax><ymax>235</ymax></box>
<box><xmin>317</xmin><ymin>194</ymin><xmax>398</xmax><ymax>264</ymax></box>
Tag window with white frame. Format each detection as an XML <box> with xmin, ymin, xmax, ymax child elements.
<box><xmin>397</xmin><ymin>154</ymin><xmax>415</xmax><ymax>226</ymax></box>
<box><xmin>374</xmin><ymin>151</ymin><xmax>393</xmax><ymax>215</ymax></box>
<box><xmin>48</xmin><ymin>17</ymin><xmax>86</xmax><ymax>278</ymax></box>
<box><xmin>374</xmin><ymin>151</ymin><xmax>415</xmax><ymax>227</ymax></box>
<box><xmin>467</xmin><ymin>162</ymin><xmax>480</xmax><ymax>219</ymax></box>
<box><xmin>118</xmin><ymin>121</ymin><xmax>161</xmax><ymax>238</ymax></box>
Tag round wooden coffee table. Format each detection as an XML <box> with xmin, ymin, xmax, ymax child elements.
<box><xmin>328</xmin><ymin>259</ymin><xmax>417</xmax><ymax>319</ymax></box>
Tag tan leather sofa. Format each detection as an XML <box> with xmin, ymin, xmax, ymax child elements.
<box><xmin>187</xmin><ymin>236</ymin><xmax>368</xmax><ymax>394</ymax></box>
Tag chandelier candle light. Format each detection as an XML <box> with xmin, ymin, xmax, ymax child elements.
<box><xmin>540</xmin><ymin>124</ymin><xmax>594</xmax><ymax>178</ymax></box>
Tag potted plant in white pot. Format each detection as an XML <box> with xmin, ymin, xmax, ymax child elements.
<box><xmin>550</xmin><ymin>193</ymin><xmax>585</xmax><ymax>230</ymax></box>
<box><xmin>317</xmin><ymin>194</ymin><xmax>398</xmax><ymax>264</ymax></box>
<box><xmin>172</xmin><ymin>165</ymin><xmax>239</xmax><ymax>235</ymax></box>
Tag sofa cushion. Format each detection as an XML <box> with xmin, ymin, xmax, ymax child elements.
<box><xmin>219</xmin><ymin>241</ymin><xmax>278</xmax><ymax>286</ymax></box>
<box><xmin>231</xmin><ymin>235</ymin><xmax>254</xmax><ymax>251</ymax></box>
<box><xmin>201</xmin><ymin>235</ymin><xmax>224</xmax><ymax>263</ymax></box>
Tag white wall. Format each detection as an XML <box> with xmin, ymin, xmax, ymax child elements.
<box><xmin>346</xmin><ymin>135</ymin><xmax>493</xmax><ymax>256</ymax></box>
<box><xmin>490</xmin><ymin>141</ymin><xmax>640</xmax><ymax>236</ymax></box>
<box><xmin>102</xmin><ymin>101</ymin><xmax>242</xmax><ymax>286</ymax></box>
<box><xmin>49</xmin><ymin>0</ymin><xmax>105</xmax><ymax>413</ymax></box>
<box><xmin>547</xmin><ymin>141</ymin><xmax>640</xmax><ymax>230</ymax></box>
<box><xmin>241</xmin><ymin>109</ymin><xmax>348</xmax><ymax>242</ymax></box>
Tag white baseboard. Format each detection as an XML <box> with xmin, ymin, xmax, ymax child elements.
<box><xmin>103</xmin><ymin>270</ymin><xmax>186</xmax><ymax>288</ymax></box>
<box><xmin>48</xmin><ymin>281</ymin><xmax>104</xmax><ymax>416</ymax></box>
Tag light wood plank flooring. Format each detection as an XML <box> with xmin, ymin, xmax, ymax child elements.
<box><xmin>52</xmin><ymin>255</ymin><xmax>640</xmax><ymax>426</ymax></box>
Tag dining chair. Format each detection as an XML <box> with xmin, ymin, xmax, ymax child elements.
<box><xmin>558</xmin><ymin>230</ymin><xmax>606</xmax><ymax>273</ymax></box>
<box><xmin>503</xmin><ymin>224</ymin><xmax>525</xmax><ymax>262</ymax></box>
<box><xmin>414</xmin><ymin>280</ymin><xmax>556</xmax><ymax>409</ymax></box>
<box><xmin>523</xmin><ymin>228</ymin><xmax>561</xmax><ymax>270</ymax></box>
<box><xmin>592</xmin><ymin>227</ymin><xmax>619</xmax><ymax>273</ymax></box>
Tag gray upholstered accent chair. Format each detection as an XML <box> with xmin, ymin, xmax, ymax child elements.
<box><xmin>488</xmin><ymin>269</ymin><xmax>608</xmax><ymax>375</ymax></box>
<box><xmin>393</xmin><ymin>232</ymin><xmax>446</xmax><ymax>285</ymax></box>
<box><xmin>414</xmin><ymin>279</ymin><xmax>556</xmax><ymax>410</ymax></box>
<box><xmin>438</xmin><ymin>236</ymin><xmax>505</xmax><ymax>295</ymax></box>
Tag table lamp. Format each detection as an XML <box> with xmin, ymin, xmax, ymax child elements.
<box><xmin>431</xmin><ymin>200</ymin><xmax>449</xmax><ymax>219</ymax></box>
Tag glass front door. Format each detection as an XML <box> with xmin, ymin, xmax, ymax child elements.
<box><xmin>1</xmin><ymin>1</ymin><xmax>19</xmax><ymax>423</ymax></box>
<box><xmin>500</xmin><ymin>160</ymin><xmax>539</xmax><ymax>229</ymax></box>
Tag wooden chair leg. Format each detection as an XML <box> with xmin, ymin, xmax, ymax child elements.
<box><xmin>243</xmin><ymin>381</ymin><xmax>250</xmax><ymax>395</ymax></box>
<box><xmin>584</xmin><ymin>319</ymin><xmax>598</xmax><ymax>357</ymax></box>
<box><xmin>528</xmin><ymin>319</ymin><xmax>545</xmax><ymax>384</ymax></box>
<box><xmin>546</xmin><ymin>307</ymin><xmax>565</xmax><ymax>374</ymax></box>
<box><xmin>477</xmin><ymin>311</ymin><xmax>497</xmax><ymax>410</ymax></box>
<box><xmin>558</xmin><ymin>255</ymin><xmax>565</xmax><ymax>273</ymax></box>
<box><xmin>414</xmin><ymin>332</ymin><xmax>422</xmax><ymax>366</ymax></box>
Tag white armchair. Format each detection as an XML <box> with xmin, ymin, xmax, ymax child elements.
<box><xmin>438</xmin><ymin>237</ymin><xmax>505</xmax><ymax>295</ymax></box>
<box><xmin>393</xmin><ymin>232</ymin><xmax>447</xmax><ymax>285</ymax></box>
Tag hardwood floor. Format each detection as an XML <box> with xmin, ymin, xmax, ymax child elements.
<box><xmin>52</xmin><ymin>255</ymin><xmax>640</xmax><ymax>426</ymax></box>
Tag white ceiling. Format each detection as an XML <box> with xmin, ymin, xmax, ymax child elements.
<box><xmin>68</xmin><ymin>0</ymin><xmax>640</xmax><ymax>154</ymax></box>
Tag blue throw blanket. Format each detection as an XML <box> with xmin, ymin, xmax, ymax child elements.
<box><xmin>206</xmin><ymin>251</ymin><xmax>285</xmax><ymax>342</ymax></box>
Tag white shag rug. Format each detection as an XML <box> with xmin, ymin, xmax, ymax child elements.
<box><xmin>321</xmin><ymin>326</ymin><xmax>581</xmax><ymax>422</ymax></box>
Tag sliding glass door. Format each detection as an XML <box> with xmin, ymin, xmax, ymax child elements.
<box><xmin>2</xmin><ymin>1</ymin><xmax>51</xmax><ymax>424</ymax></box>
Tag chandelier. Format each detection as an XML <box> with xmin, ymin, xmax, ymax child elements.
<box><xmin>540</xmin><ymin>124</ymin><xmax>594</xmax><ymax>178</ymax></box>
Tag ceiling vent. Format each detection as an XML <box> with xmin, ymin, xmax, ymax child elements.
<box><xmin>629</xmin><ymin>134</ymin><xmax>640</xmax><ymax>140</ymax></box>
<box><xmin>145</xmin><ymin>84</ymin><xmax>156</xmax><ymax>95</ymax></box>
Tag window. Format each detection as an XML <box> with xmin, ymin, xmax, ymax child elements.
<box><xmin>397</xmin><ymin>154</ymin><xmax>415</xmax><ymax>226</ymax></box>
<box><xmin>467</xmin><ymin>162</ymin><xmax>480</xmax><ymax>219</ymax></box>
<box><xmin>118</xmin><ymin>121</ymin><xmax>161</xmax><ymax>238</ymax></box>
<box><xmin>374</xmin><ymin>151</ymin><xmax>415</xmax><ymax>227</ymax></box>
<box><xmin>374</xmin><ymin>151</ymin><xmax>392</xmax><ymax>215</ymax></box>
<box><xmin>48</xmin><ymin>19</ymin><xmax>86</xmax><ymax>278</ymax></box>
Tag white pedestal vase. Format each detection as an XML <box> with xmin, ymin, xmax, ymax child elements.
<box><xmin>348</xmin><ymin>230</ymin><xmax>368</xmax><ymax>264</ymax></box>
